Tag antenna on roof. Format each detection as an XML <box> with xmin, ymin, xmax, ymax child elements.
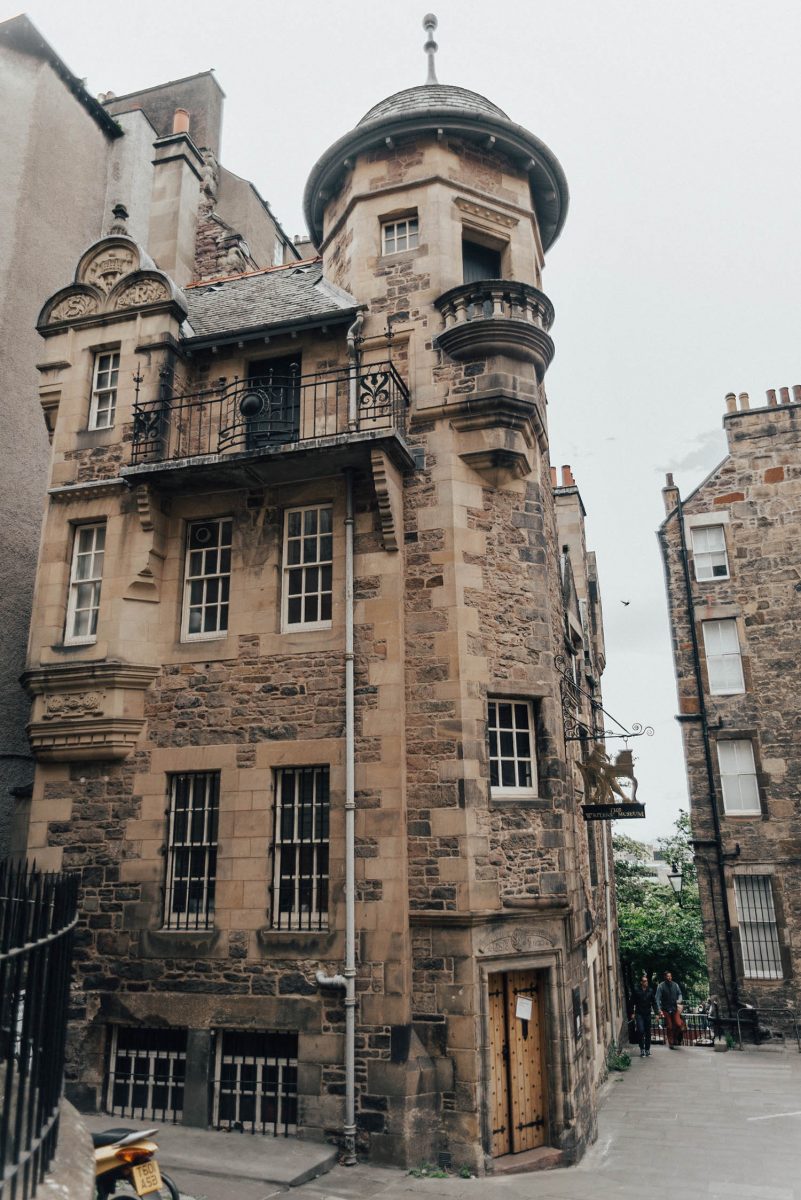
<box><xmin>423</xmin><ymin>13</ymin><xmax>439</xmax><ymax>85</ymax></box>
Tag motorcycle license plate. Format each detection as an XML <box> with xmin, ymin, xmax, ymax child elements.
<box><xmin>131</xmin><ymin>1160</ymin><xmax>162</xmax><ymax>1196</ymax></box>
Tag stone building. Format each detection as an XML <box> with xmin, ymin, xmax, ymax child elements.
<box><xmin>18</xmin><ymin>19</ymin><xmax>622</xmax><ymax>1172</ymax></box>
<box><xmin>0</xmin><ymin>14</ymin><xmax>296</xmax><ymax>853</ymax></box>
<box><xmin>660</xmin><ymin>387</ymin><xmax>801</xmax><ymax>1019</ymax></box>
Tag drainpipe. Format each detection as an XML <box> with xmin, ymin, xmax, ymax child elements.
<box><xmin>601</xmin><ymin>830</ymin><xmax>618</xmax><ymax>1040</ymax></box>
<box><xmin>668</xmin><ymin>488</ymin><xmax>739</xmax><ymax>1012</ymax></box>
<box><xmin>347</xmin><ymin>313</ymin><xmax>364</xmax><ymax>431</ymax></box>
<box><xmin>318</xmin><ymin>471</ymin><xmax>357</xmax><ymax>1163</ymax></box>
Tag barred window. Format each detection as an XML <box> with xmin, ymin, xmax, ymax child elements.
<box><xmin>65</xmin><ymin>522</ymin><xmax>105</xmax><ymax>645</ymax></box>
<box><xmin>282</xmin><ymin>505</ymin><xmax>333</xmax><ymax>630</ymax></box>
<box><xmin>212</xmin><ymin>1030</ymin><xmax>298</xmax><ymax>1136</ymax></box>
<box><xmin>488</xmin><ymin>699</ymin><xmax>537</xmax><ymax>794</ymax></box>
<box><xmin>164</xmin><ymin>772</ymin><xmax>219</xmax><ymax>930</ymax></box>
<box><xmin>182</xmin><ymin>518</ymin><xmax>232</xmax><ymax>640</ymax></box>
<box><xmin>734</xmin><ymin>876</ymin><xmax>783</xmax><ymax>979</ymax></box>
<box><xmin>272</xmin><ymin>767</ymin><xmax>329</xmax><ymax>929</ymax></box>
<box><xmin>702</xmin><ymin>619</ymin><xmax>745</xmax><ymax>695</ymax></box>
<box><xmin>691</xmin><ymin>524</ymin><xmax>729</xmax><ymax>581</ymax></box>
<box><xmin>89</xmin><ymin>350</ymin><xmax>120</xmax><ymax>429</ymax></box>
<box><xmin>382</xmin><ymin>216</ymin><xmax>418</xmax><ymax>255</ymax></box>
<box><xmin>106</xmin><ymin>1026</ymin><xmax>187</xmax><ymax>1122</ymax></box>
<box><xmin>717</xmin><ymin>740</ymin><xmax>760</xmax><ymax>814</ymax></box>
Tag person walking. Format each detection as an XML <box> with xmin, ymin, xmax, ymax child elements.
<box><xmin>630</xmin><ymin>974</ymin><xmax>658</xmax><ymax>1057</ymax></box>
<box><xmin>656</xmin><ymin>971</ymin><xmax>684</xmax><ymax>1048</ymax></box>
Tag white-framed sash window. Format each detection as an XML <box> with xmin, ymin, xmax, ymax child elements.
<box><xmin>182</xmin><ymin>518</ymin><xmax>232</xmax><ymax>640</ymax></box>
<box><xmin>691</xmin><ymin>524</ymin><xmax>729</xmax><ymax>581</ymax></box>
<box><xmin>282</xmin><ymin>505</ymin><xmax>333</xmax><ymax>630</ymax></box>
<box><xmin>381</xmin><ymin>216</ymin><xmax>419</xmax><ymax>255</ymax></box>
<box><xmin>65</xmin><ymin>522</ymin><xmax>105</xmax><ymax>645</ymax></box>
<box><xmin>702</xmin><ymin>619</ymin><xmax>745</xmax><ymax>694</ymax></box>
<box><xmin>89</xmin><ymin>350</ymin><xmax>120</xmax><ymax>429</ymax></box>
<box><xmin>487</xmin><ymin>698</ymin><xmax>537</xmax><ymax>796</ymax></box>
<box><xmin>717</xmin><ymin>740</ymin><xmax>760</xmax><ymax>814</ymax></box>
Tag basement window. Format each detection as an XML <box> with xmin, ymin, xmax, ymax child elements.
<box><xmin>212</xmin><ymin>1030</ymin><xmax>298</xmax><ymax>1135</ymax></box>
<box><xmin>106</xmin><ymin>1026</ymin><xmax>187</xmax><ymax>1122</ymax></box>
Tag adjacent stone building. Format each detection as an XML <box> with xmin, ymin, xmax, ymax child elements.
<box><xmin>0</xmin><ymin>14</ymin><xmax>296</xmax><ymax>854</ymax></box>
<box><xmin>17</xmin><ymin>20</ymin><xmax>623</xmax><ymax>1172</ymax></box>
<box><xmin>660</xmin><ymin>388</ymin><xmax>801</xmax><ymax>1020</ymax></box>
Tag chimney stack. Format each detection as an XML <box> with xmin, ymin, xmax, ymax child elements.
<box><xmin>662</xmin><ymin>472</ymin><xmax>680</xmax><ymax>516</ymax></box>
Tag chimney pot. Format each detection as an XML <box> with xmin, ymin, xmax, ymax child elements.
<box><xmin>665</xmin><ymin>472</ymin><xmax>675</xmax><ymax>487</ymax></box>
<box><xmin>738</xmin><ymin>392</ymin><xmax>750</xmax><ymax>411</ymax></box>
<box><xmin>550</xmin><ymin>466</ymin><xmax>558</xmax><ymax>487</ymax></box>
<box><xmin>172</xmin><ymin>108</ymin><xmax>190</xmax><ymax>135</ymax></box>
<box><xmin>766</xmin><ymin>389</ymin><xmax>777</xmax><ymax>407</ymax></box>
<box><xmin>793</xmin><ymin>385</ymin><xmax>801</xmax><ymax>404</ymax></box>
<box><xmin>780</xmin><ymin>386</ymin><xmax>790</xmax><ymax>405</ymax></box>
<box><xmin>725</xmin><ymin>392</ymin><xmax>737</xmax><ymax>413</ymax></box>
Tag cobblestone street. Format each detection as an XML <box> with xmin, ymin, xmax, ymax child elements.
<box><xmin>158</xmin><ymin>1040</ymin><xmax>801</xmax><ymax>1200</ymax></box>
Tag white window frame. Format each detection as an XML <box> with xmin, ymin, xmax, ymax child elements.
<box><xmin>64</xmin><ymin>522</ymin><xmax>105</xmax><ymax>645</ymax></box>
<box><xmin>88</xmin><ymin>350</ymin><xmax>120</xmax><ymax>430</ymax></box>
<box><xmin>487</xmin><ymin>698</ymin><xmax>538</xmax><ymax>797</ymax></box>
<box><xmin>381</xmin><ymin>216</ymin><xmax>419</xmax><ymax>255</ymax></box>
<box><xmin>164</xmin><ymin>772</ymin><xmax>219</xmax><ymax>931</ymax></box>
<box><xmin>181</xmin><ymin>518</ymin><xmax>232</xmax><ymax>642</ymax></box>
<box><xmin>691</xmin><ymin>524</ymin><xmax>729</xmax><ymax>581</ymax></box>
<box><xmin>702</xmin><ymin>619</ymin><xmax>745</xmax><ymax>695</ymax></box>
<box><xmin>282</xmin><ymin>505</ymin><xmax>333</xmax><ymax>631</ymax></box>
<box><xmin>717</xmin><ymin>739</ymin><xmax>760</xmax><ymax>814</ymax></box>
<box><xmin>272</xmin><ymin>766</ymin><xmax>330</xmax><ymax>930</ymax></box>
<box><xmin>734</xmin><ymin>875</ymin><xmax>783</xmax><ymax>979</ymax></box>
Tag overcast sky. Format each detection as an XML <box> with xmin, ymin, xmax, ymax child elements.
<box><xmin>9</xmin><ymin>0</ymin><xmax>801</xmax><ymax>839</ymax></box>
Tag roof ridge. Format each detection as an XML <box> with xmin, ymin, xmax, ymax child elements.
<box><xmin>186</xmin><ymin>257</ymin><xmax>322</xmax><ymax>290</ymax></box>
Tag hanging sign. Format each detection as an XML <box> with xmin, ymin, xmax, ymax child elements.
<box><xmin>582</xmin><ymin>803</ymin><xmax>646</xmax><ymax>821</ymax></box>
<box><xmin>578</xmin><ymin>745</ymin><xmax>645</xmax><ymax>821</ymax></box>
<box><xmin>515</xmin><ymin>995</ymin><xmax>533</xmax><ymax>1021</ymax></box>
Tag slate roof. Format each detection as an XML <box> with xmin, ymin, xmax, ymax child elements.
<box><xmin>184</xmin><ymin>262</ymin><xmax>357</xmax><ymax>342</ymax></box>
<box><xmin>359</xmin><ymin>84</ymin><xmax>508</xmax><ymax>126</ymax></box>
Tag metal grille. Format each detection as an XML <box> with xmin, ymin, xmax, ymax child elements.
<box><xmin>0</xmin><ymin>863</ymin><xmax>78</xmax><ymax>1200</ymax></box>
<box><xmin>212</xmin><ymin>1031</ymin><xmax>298</xmax><ymax>1136</ymax></box>
<box><xmin>106</xmin><ymin>1027</ymin><xmax>186</xmax><ymax>1122</ymax></box>
<box><xmin>164</xmin><ymin>772</ymin><xmax>219</xmax><ymax>930</ymax></box>
<box><xmin>272</xmin><ymin>767</ymin><xmax>329</xmax><ymax>930</ymax></box>
<box><xmin>734</xmin><ymin>875</ymin><xmax>783</xmax><ymax>979</ymax></box>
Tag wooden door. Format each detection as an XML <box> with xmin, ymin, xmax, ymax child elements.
<box><xmin>487</xmin><ymin>970</ymin><xmax>547</xmax><ymax>1156</ymax></box>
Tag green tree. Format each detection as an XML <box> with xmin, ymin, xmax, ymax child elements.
<box><xmin>614</xmin><ymin>811</ymin><xmax>707</xmax><ymax>1006</ymax></box>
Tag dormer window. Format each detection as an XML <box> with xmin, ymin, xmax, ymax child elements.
<box><xmin>382</xmin><ymin>216</ymin><xmax>418</xmax><ymax>255</ymax></box>
<box><xmin>89</xmin><ymin>350</ymin><xmax>119</xmax><ymax>430</ymax></box>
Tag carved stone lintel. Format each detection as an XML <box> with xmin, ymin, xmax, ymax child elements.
<box><xmin>370</xmin><ymin>448</ymin><xmax>403</xmax><ymax>551</ymax></box>
<box><xmin>454</xmin><ymin>196</ymin><xmax>519</xmax><ymax>229</ymax></box>
<box><xmin>477</xmin><ymin>926</ymin><xmax>557</xmax><ymax>957</ymax></box>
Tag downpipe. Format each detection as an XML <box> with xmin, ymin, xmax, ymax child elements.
<box><xmin>318</xmin><ymin>472</ymin><xmax>357</xmax><ymax>1163</ymax></box>
<box><xmin>347</xmin><ymin>313</ymin><xmax>364</xmax><ymax>431</ymax></box>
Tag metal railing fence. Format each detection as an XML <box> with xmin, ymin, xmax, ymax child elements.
<box><xmin>0</xmin><ymin>862</ymin><xmax>78</xmax><ymax>1200</ymax></box>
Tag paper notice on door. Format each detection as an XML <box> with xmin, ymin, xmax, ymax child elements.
<box><xmin>515</xmin><ymin>995</ymin><xmax>533</xmax><ymax>1021</ymax></box>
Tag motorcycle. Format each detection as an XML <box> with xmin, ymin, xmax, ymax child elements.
<box><xmin>93</xmin><ymin>1127</ymin><xmax>179</xmax><ymax>1200</ymax></box>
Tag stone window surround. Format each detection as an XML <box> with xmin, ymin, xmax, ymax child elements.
<box><xmin>88</xmin><ymin>347</ymin><xmax>120</xmax><ymax>430</ymax></box>
<box><xmin>689</xmin><ymin>522</ymin><xmax>730</xmax><ymax>583</ymax></box>
<box><xmin>700</xmin><ymin>615</ymin><xmax>746</xmax><ymax>696</ymax></box>
<box><xmin>486</xmin><ymin>693</ymin><xmax>541</xmax><ymax>802</ymax></box>
<box><xmin>731</xmin><ymin>870</ymin><xmax>784</xmax><ymax>981</ymax></box>
<box><xmin>64</xmin><ymin>519</ymin><xmax>106</xmax><ymax>647</ymax></box>
<box><xmin>715</xmin><ymin>736</ymin><xmax>761</xmax><ymax>816</ymax></box>
<box><xmin>714</xmin><ymin>732</ymin><xmax>766</xmax><ymax>817</ymax></box>
<box><xmin>379</xmin><ymin>210</ymin><xmax>419</xmax><ymax>256</ymax></box>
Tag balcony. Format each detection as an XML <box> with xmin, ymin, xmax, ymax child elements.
<box><xmin>434</xmin><ymin>280</ymin><xmax>555</xmax><ymax>379</ymax></box>
<box><xmin>124</xmin><ymin>361</ymin><xmax>412</xmax><ymax>491</ymax></box>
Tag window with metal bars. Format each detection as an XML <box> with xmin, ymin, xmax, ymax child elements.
<box><xmin>212</xmin><ymin>1030</ymin><xmax>298</xmax><ymax>1136</ymax></box>
<box><xmin>487</xmin><ymin>698</ymin><xmax>537</xmax><ymax>795</ymax></box>
<box><xmin>282</xmin><ymin>505</ymin><xmax>333</xmax><ymax>629</ymax></box>
<box><xmin>65</xmin><ymin>522</ymin><xmax>105</xmax><ymax>645</ymax></box>
<box><xmin>182</xmin><ymin>518</ymin><xmax>232</xmax><ymax>640</ymax></box>
<box><xmin>733</xmin><ymin>875</ymin><xmax>783</xmax><ymax>979</ymax></box>
<box><xmin>105</xmin><ymin>1026</ymin><xmax>187</xmax><ymax>1122</ymax></box>
<box><xmin>164</xmin><ymin>772</ymin><xmax>219</xmax><ymax>930</ymax></box>
<box><xmin>272</xmin><ymin>767</ymin><xmax>329</xmax><ymax>929</ymax></box>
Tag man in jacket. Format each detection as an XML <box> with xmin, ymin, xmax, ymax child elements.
<box><xmin>630</xmin><ymin>974</ymin><xmax>658</xmax><ymax>1057</ymax></box>
<box><xmin>656</xmin><ymin>970</ymin><xmax>684</xmax><ymax>1048</ymax></box>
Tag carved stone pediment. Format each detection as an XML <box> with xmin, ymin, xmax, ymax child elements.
<box><xmin>477</xmin><ymin>926</ymin><xmax>556</xmax><ymax>957</ymax></box>
<box><xmin>37</xmin><ymin>236</ymin><xmax>186</xmax><ymax>331</ymax></box>
<box><xmin>23</xmin><ymin>660</ymin><xmax>158</xmax><ymax>762</ymax></box>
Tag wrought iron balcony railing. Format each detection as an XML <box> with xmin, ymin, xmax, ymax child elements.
<box><xmin>130</xmin><ymin>361</ymin><xmax>409</xmax><ymax>466</ymax></box>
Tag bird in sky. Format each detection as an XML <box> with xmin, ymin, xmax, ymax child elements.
<box><xmin>620</xmin><ymin>601</ymin><xmax>631</xmax><ymax>606</ymax></box>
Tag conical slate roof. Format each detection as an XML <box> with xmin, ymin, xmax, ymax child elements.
<box><xmin>359</xmin><ymin>84</ymin><xmax>508</xmax><ymax>126</ymax></box>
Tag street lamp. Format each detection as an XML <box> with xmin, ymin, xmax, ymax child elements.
<box><xmin>667</xmin><ymin>862</ymin><xmax>683</xmax><ymax>904</ymax></box>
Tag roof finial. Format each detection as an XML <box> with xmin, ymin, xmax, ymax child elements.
<box><xmin>423</xmin><ymin>13</ymin><xmax>439</xmax><ymax>85</ymax></box>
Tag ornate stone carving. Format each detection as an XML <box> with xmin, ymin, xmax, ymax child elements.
<box><xmin>113</xmin><ymin>279</ymin><xmax>170</xmax><ymax>309</ymax></box>
<box><xmin>454</xmin><ymin>196</ymin><xmax>519</xmax><ymax>229</ymax></box>
<box><xmin>82</xmin><ymin>246</ymin><xmax>137</xmax><ymax>293</ymax></box>
<box><xmin>49</xmin><ymin>293</ymin><xmax>99</xmax><ymax>321</ymax></box>
<box><xmin>477</xmin><ymin>927</ymin><xmax>555</xmax><ymax>957</ymax></box>
<box><xmin>42</xmin><ymin>691</ymin><xmax>105</xmax><ymax>721</ymax></box>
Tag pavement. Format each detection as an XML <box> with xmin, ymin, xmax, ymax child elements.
<box><xmin>86</xmin><ymin>1041</ymin><xmax>801</xmax><ymax>1199</ymax></box>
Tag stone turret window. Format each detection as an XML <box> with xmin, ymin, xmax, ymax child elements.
<box><xmin>702</xmin><ymin>619</ymin><xmax>745</xmax><ymax>695</ymax></box>
<box><xmin>182</xmin><ymin>518</ymin><xmax>232</xmax><ymax>640</ymax></box>
<box><xmin>64</xmin><ymin>522</ymin><xmax>105</xmax><ymax>645</ymax></box>
<box><xmin>381</xmin><ymin>216</ymin><xmax>418</xmax><ymax>255</ymax></box>
<box><xmin>691</xmin><ymin>524</ymin><xmax>729</xmax><ymax>581</ymax></box>
<box><xmin>487</xmin><ymin>698</ymin><xmax>537</xmax><ymax>796</ymax></box>
<box><xmin>734</xmin><ymin>875</ymin><xmax>783</xmax><ymax>979</ymax></box>
<box><xmin>717</xmin><ymin>739</ymin><xmax>760</xmax><ymax>814</ymax></box>
<box><xmin>89</xmin><ymin>350</ymin><xmax>120</xmax><ymax>429</ymax></box>
<box><xmin>271</xmin><ymin>766</ymin><xmax>330</xmax><ymax>930</ymax></box>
